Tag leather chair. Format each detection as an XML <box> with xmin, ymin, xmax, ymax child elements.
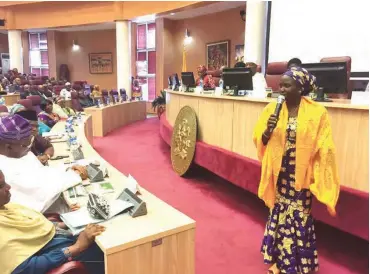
<box><xmin>265</xmin><ymin>62</ymin><xmax>288</xmax><ymax>92</ymax></box>
<box><xmin>320</xmin><ymin>56</ymin><xmax>352</xmax><ymax>99</ymax></box>
<box><xmin>0</xmin><ymin>105</ymin><xmax>8</xmax><ymax>113</ymax></box>
<box><xmin>101</xmin><ymin>89</ymin><xmax>109</xmax><ymax>104</ymax></box>
<box><xmin>29</xmin><ymin>79</ymin><xmax>43</xmax><ymax>86</ymax></box>
<box><xmin>110</xmin><ymin>89</ymin><xmax>119</xmax><ymax>103</ymax></box>
<box><xmin>17</xmin><ymin>99</ymin><xmax>33</xmax><ymax>110</ymax></box>
<box><xmin>120</xmin><ymin>88</ymin><xmax>127</xmax><ymax>101</ymax></box>
<box><xmin>27</xmin><ymin>95</ymin><xmax>42</xmax><ymax>114</ymax></box>
<box><xmin>71</xmin><ymin>91</ymin><xmax>83</xmax><ymax>111</ymax></box>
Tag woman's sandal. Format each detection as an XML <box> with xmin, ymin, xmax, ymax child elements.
<box><xmin>268</xmin><ymin>264</ymin><xmax>280</xmax><ymax>274</ymax></box>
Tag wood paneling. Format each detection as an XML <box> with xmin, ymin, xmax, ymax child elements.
<box><xmin>84</xmin><ymin>101</ymin><xmax>147</xmax><ymax>137</ymax></box>
<box><xmin>50</xmin><ymin>116</ymin><xmax>196</xmax><ymax>274</ymax></box>
<box><xmin>166</xmin><ymin>91</ymin><xmax>369</xmax><ymax>192</ymax></box>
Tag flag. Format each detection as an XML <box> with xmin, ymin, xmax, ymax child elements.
<box><xmin>182</xmin><ymin>46</ymin><xmax>187</xmax><ymax>72</ymax></box>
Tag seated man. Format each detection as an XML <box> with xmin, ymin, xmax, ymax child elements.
<box><xmin>287</xmin><ymin>58</ymin><xmax>302</xmax><ymax>69</ymax></box>
<box><xmin>0</xmin><ymin>114</ymin><xmax>83</xmax><ymax>213</ymax></box>
<box><xmin>60</xmin><ymin>82</ymin><xmax>74</xmax><ymax>101</ymax></box>
<box><xmin>196</xmin><ymin>65</ymin><xmax>216</xmax><ymax>89</ymax></box>
<box><xmin>16</xmin><ymin>109</ymin><xmax>54</xmax><ymax>165</ymax></box>
<box><xmin>244</xmin><ymin>62</ymin><xmax>268</xmax><ymax>91</ymax></box>
<box><xmin>0</xmin><ymin>170</ymin><xmax>105</xmax><ymax>274</ymax></box>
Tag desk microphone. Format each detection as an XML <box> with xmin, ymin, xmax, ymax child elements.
<box><xmin>269</xmin><ymin>95</ymin><xmax>285</xmax><ymax>133</ymax></box>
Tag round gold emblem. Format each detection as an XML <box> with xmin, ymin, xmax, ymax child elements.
<box><xmin>170</xmin><ymin>106</ymin><xmax>197</xmax><ymax>176</ymax></box>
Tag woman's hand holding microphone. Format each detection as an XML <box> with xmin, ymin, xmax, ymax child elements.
<box><xmin>262</xmin><ymin>114</ymin><xmax>278</xmax><ymax>143</ymax></box>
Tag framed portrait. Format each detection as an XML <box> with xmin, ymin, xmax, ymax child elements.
<box><xmin>235</xmin><ymin>44</ymin><xmax>244</xmax><ymax>62</ymax></box>
<box><xmin>89</xmin><ymin>52</ymin><xmax>113</xmax><ymax>74</ymax></box>
<box><xmin>206</xmin><ymin>40</ymin><xmax>230</xmax><ymax>70</ymax></box>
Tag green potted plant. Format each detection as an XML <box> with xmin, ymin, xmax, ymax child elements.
<box><xmin>152</xmin><ymin>90</ymin><xmax>166</xmax><ymax>118</ymax></box>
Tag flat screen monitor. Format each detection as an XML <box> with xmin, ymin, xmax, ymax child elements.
<box><xmin>301</xmin><ymin>62</ymin><xmax>347</xmax><ymax>94</ymax></box>
<box><xmin>172</xmin><ymin>73</ymin><xmax>180</xmax><ymax>89</ymax></box>
<box><xmin>222</xmin><ymin>68</ymin><xmax>253</xmax><ymax>92</ymax></box>
<box><xmin>181</xmin><ymin>72</ymin><xmax>196</xmax><ymax>87</ymax></box>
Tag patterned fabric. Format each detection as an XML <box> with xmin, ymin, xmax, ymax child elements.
<box><xmin>284</xmin><ymin>67</ymin><xmax>317</xmax><ymax>95</ymax></box>
<box><xmin>9</xmin><ymin>104</ymin><xmax>26</xmax><ymax>115</ymax></box>
<box><xmin>197</xmin><ymin>65</ymin><xmax>207</xmax><ymax>74</ymax></box>
<box><xmin>261</xmin><ymin>117</ymin><xmax>319</xmax><ymax>274</ymax></box>
<box><xmin>38</xmin><ymin>112</ymin><xmax>60</xmax><ymax>128</ymax></box>
<box><xmin>0</xmin><ymin>114</ymin><xmax>31</xmax><ymax>141</ymax></box>
<box><xmin>252</xmin><ymin>97</ymin><xmax>340</xmax><ymax>216</ymax></box>
<box><xmin>196</xmin><ymin>75</ymin><xmax>216</xmax><ymax>89</ymax></box>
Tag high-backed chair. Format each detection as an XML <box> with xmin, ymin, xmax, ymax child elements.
<box><xmin>120</xmin><ymin>88</ymin><xmax>127</xmax><ymax>101</ymax></box>
<box><xmin>101</xmin><ymin>89</ymin><xmax>109</xmax><ymax>104</ymax></box>
<box><xmin>110</xmin><ymin>89</ymin><xmax>119</xmax><ymax>103</ymax></box>
<box><xmin>206</xmin><ymin>70</ymin><xmax>222</xmax><ymax>86</ymax></box>
<box><xmin>29</xmin><ymin>79</ymin><xmax>43</xmax><ymax>86</ymax></box>
<box><xmin>265</xmin><ymin>62</ymin><xmax>288</xmax><ymax>91</ymax></box>
<box><xmin>27</xmin><ymin>95</ymin><xmax>42</xmax><ymax>114</ymax></box>
<box><xmin>320</xmin><ymin>56</ymin><xmax>352</xmax><ymax>99</ymax></box>
<box><xmin>0</xmin><ymin>105</ymin><xmax>8</xmax><ymax>113</ymax></box>
<box><xmin>71</xmin><ymin>91</ymin><xmax>83</xmax><ymax>111</ymax></box>
<box><xmin>17</xmin><ymin>99</ymin><xmax>33</xmax><ymax>109</ymax></box>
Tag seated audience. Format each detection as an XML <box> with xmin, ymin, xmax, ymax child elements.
<box><xmin>1</xmin><ymin>78</ymin><xmax>10</xmax><ymax>90</ymax></box>
<box><xmin>287</xmin><ymin>58</ymin><xmax>302</xmax><ymax>69</ymax></box>
<box><xmin>13</xmin><ymin>77</ymin><xmax>22</xmax><ymax>92</ymax></box>
<box><xmin>60</xmin><ymin>82</ymin><xmax>73</xmax><ymax>100</ymax></box>
<box><xmin>10</xmin><ymin>104</ymin><xmax>51</xmax><ymax>135</ymax></box>
<box><xmin>91</xmin><ymin>84</ymin><xmax>102</xmax><ymax>102</ymax></box>
<box><xmin>245</xmin><ymin>62</ymin><xmax>268</xmax><ymax>91</ymax></box>
<box><xmin>196</xmin><ymin>65</ymin><xmax>216</xmax><ymax>89</ymax></box>
<box><xmin>78</xmin><ymin>89</ymin><xmax>94</xmax><ymax>108</ymax></box>
<box><xmin>0</xmin><ymin>114</ymin><xmax>83</xmax><ymax>213</ymax></box>
<box><xmin>20</xmin><ymin>84</ymin><xmax>31</xmax><ymax>99</ymax></box>
<box><xmin>38</xmin><ymin>100</ymin><xmax>60</xmax><ymax>128</ymax></box>
<box><xmin>16</xmin><ymin>109</ymin><xmax>54</xmax><ymax>165</ymax></box>
<box><xmin>56</xmin><ymin>97</ymin><xmax>76</xmax><ymax>116</ymax></box>
<box><xmin>0</xmin><ymin>170</ymin><xmax>105</xmax><ymax>274</ymax></box>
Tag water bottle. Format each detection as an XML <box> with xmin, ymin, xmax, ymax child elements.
<box><xmin>97</xmin><ymin>99</ymin><xmax>101</xmax><ymax>107</ymax></box>
<box><xmin>199</xmin><ymin>79</ymin><xmax>204</xmax><ymax>88</ymax></box>
<box><xmin>5</xmin><ymin>86</ymin><xmax>9</xmax><ymax>93</ymax></box>
<box><xmin>114</xmin><ymin>95</ymin><xmax>118</xmax><ymax>103</ymax></box>
<box><xmin>106</xmin><ymin>96</ymin><xmax>110</xmax><ymax>105</ymax></box>
<box><xmin>219</xmin><ymin>79</ymin><xmax>224</xmax><ymax>89</ymax></box>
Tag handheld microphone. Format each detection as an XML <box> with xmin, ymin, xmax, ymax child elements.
<box><xmin>269</xmin><ymin>95</ymin><xmax>285</xmax><ymax>133</ymax></box>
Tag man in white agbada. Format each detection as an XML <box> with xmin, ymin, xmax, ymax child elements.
<box><xmin>0</xmin><ymin>114</ymin><xmax>81</xmax><ymax>213</ymax></box>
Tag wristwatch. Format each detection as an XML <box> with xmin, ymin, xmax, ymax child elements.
<box><xmin>62</xmin><ymin>247</ymin><xmax>73</xmax><ymax>261</ymax></box>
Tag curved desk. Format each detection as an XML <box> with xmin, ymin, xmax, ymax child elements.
<box><xmin>50</xmin><ymin>116</ymin><xmax>196</xmax><ymax>274</ymax></box>
<box><xmin>84</xmin><ymin>101</ymin><xmax>147</xmax><ymax>137</ymax></box>
<box><xmin>162</xmin><ymin>90</ymin><xmax>369</xmax><ymax>240</ymax></box>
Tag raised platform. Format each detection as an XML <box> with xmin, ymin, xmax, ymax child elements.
<box><xmin>160</xmin><ymin>91</ymin><xmax>369</xmax><ymax>241</ymax></box>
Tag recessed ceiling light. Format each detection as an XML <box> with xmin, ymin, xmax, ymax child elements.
<box><xmin>170</xmin><ymin>13</ymin><xmax>175</xmax><ymax>16</ymax></box>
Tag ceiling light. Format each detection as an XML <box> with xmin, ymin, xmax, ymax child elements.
<box><xmin>134</xmin><ymin>14</ymin><xmax>156</xmax><ymax>23</ymax></box>
<box><xmin>170</xmin><ymin>13</ymin><xmax>175</xmax><ymax>16</ymax></box>
<box><xmin>72</xmin><ymin>40</ymin><xmax>80</xmax><ymax>51</ymax></box>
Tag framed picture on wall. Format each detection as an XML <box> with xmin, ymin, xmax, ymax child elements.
<box><xmin>89</xmin><ymin>52</ymin><xmax>113</xmax><ymax>74</ymax></box>
<box><xmin>206</xmin><ymin>40</ymin><xmax>230</xmax><ymax>70</ymax></box>
<box><xmin>235</xmin><ymin>44</ymin><xmax>244</xmax><ymax>62</ymax></box>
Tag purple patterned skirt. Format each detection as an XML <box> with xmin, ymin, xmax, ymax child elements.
<box><xmin>261</xmin><ymin>155</ymin><xmax>319</xmax><ymax>273</ymax></box>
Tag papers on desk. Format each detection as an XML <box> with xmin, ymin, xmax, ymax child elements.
<box><xmin>61</xmin><ymin>199</ymin><xmax>134</xmax><ymax>235</ymax></box>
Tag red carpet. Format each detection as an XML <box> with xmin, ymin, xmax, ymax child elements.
<box><xmin>94</xmin><ymin>118</ymin><xmax>368</xmax><ymax>274</ymax></box>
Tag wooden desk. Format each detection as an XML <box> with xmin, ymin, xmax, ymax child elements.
<box><xmin>50</xmin><ymin>116</ymin><xmax>196</xmax><ymax>274</ymax></box>
<box><xmin>166</xmin><ymin>90</ymin><xmax>369</xmax><ymax>192</ymax></box>
<box><xmin>3</xmin><ymin>93</ymin><xmax>20</xmax><ymax>106</ymax></box>
<box><xmin>84</xmin><ymin>101</ymin><xmax>146</xmax><ymax>137</ymax></box>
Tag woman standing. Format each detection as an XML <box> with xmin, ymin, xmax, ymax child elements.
<box><xmin>253</xmin><ymin>67</ymin><xmax>340</xmax><ymax>274</ymax></box>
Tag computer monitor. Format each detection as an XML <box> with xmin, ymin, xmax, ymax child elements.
<box><xmin>302</xmin><ymin>62</ymin><xmax>347</xmax><ymax>101</ymax></box>
<box><xmin>171</xmin><ymin>73</ymin><xmax>180</xmax><ymax>90</ymax></box>
<box><xmin>222</xmin><ymin>68</ymin><xmax>253</xmax><ymax>95</ymax></box>
<box><xmin>181</xmin><ymin>72</ymin><xmax>196</xmax><ymax>89</ymax></box>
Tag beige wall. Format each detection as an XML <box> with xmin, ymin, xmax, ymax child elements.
<box><xmin>47</xmin><ymin>29</ymin><xmax>117</xmax><ymax>88</ymax></box>
<box><xmin>154</xmin><ymin>7</ymin><xmax>245</xmax><ymax>94</ymax></box>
